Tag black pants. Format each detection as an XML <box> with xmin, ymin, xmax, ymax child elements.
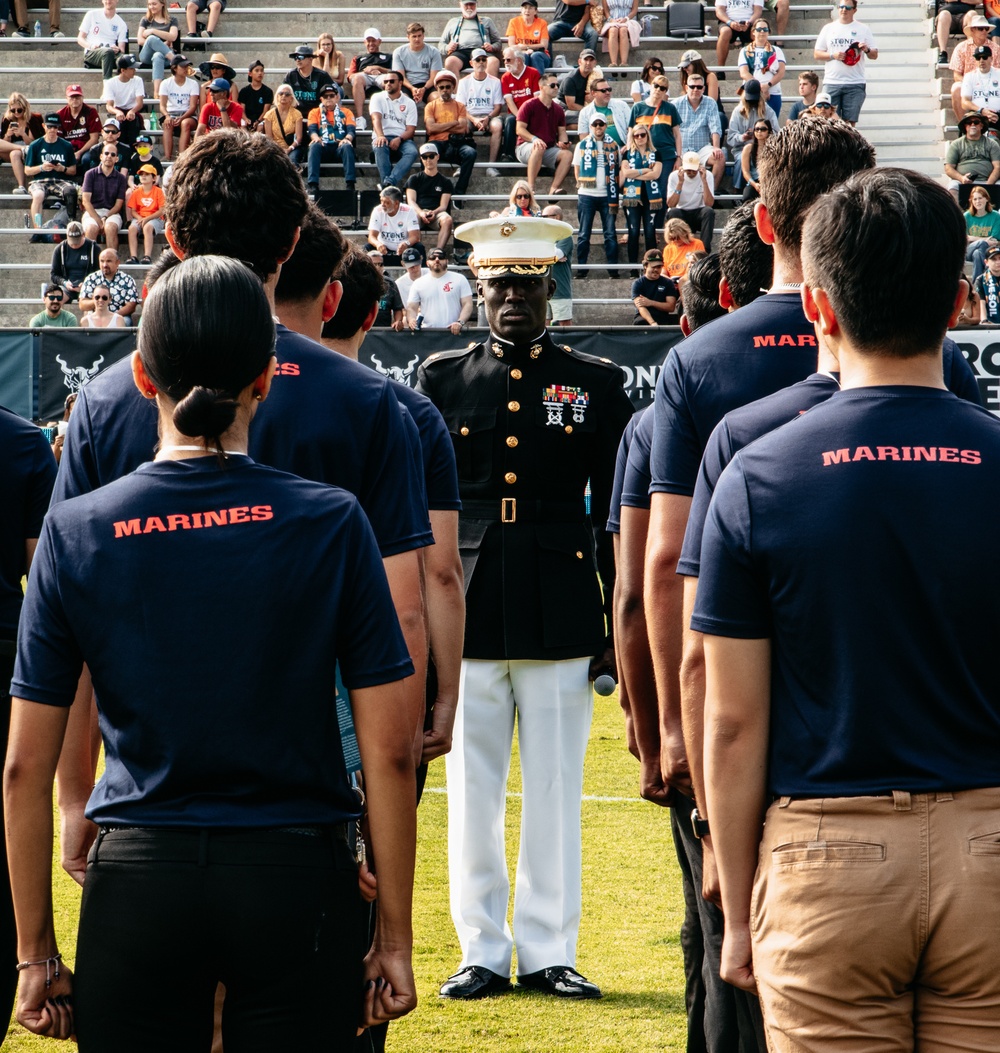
<box><xmin>0</xmin><ymin>651</ymin><xmax>17</xmax><ymax>1047</ymax></box>
<box><xmin>75</xmin><ymin>825</ymin><xmax>365</xmax><ymax>1052</ymax></box>
<box><xmin>670</xmin><ymin>795</ymin><xmax>766</xmax><ymax>1053</ymax></box>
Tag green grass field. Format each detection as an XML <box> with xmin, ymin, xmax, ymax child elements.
<box><xmin>5</xmin><ymin>695</ymin><xmax>690</xmax><ymax>1051</ymax></box>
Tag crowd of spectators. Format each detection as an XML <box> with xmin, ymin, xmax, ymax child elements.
<box><xmin>0</xmin><ymin>0</ymin><xmax>925</xmax><ymax>330</ymax></box>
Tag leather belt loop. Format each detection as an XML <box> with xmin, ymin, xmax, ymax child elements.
<box><xmin>777</xmin><ymin>796</ymin><xmax>791</xmax><ymax>808</ymax></box>
<box><xmin>936</xmin><ymin>791</ymin><xmax>954</xmax><ymax>803</ymax></box>
<box><xmin>501</xmin><ymin>497</ymin><xmax>516</xmax><ymax>523</ymax></box>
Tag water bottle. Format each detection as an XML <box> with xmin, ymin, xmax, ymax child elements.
<box><xmin>33</xmin><ymin>19</ymin><xmax>41</xmax><ymax>35</ymax></box>
<box><xmin>416</xmin><ymin>313</ymin><xmax>424</xmax><ymax>330</ymax></box>
<box><xmin>148</xmin><ymin>111</ymin><xmax>159</xmax><ymax>131</ymax></box>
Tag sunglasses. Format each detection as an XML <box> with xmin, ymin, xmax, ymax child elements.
<box><xmin>753</xmin><ymin>25</ymin><xmax>768</xmax><ymax>31</ymax></box>
<box><xmin>754</xmin><ymin>125</ymin><xmax>770</xmax><ymax>132</ymax></box>
<box><xmin>651</xmin><ymin>65</ymin><xmax>663</xmax><ymax>71</ymax></box>
<box><xmin>515</xmin><ymin>192</ymin><xmax>531</xmax><ymax>198</ymax></box>
<box><xmin>92</xmin><ymin>295</ymin><xmax>110</xmax><ymax>301</ymax></box>
<box><xmin>688</xmin><ymin>83</ymin><xmax>705</xmax><ymax>89</ymax></box>
<box><xmin>10</xmin><ymin>106</ymin><xmax>25</xmax><ymax>114</ymax></box>
<box><xmin>594</xmin><ymin>86</ymin><xmax>611</xmax><ymax>92</ymax></box>
<box><xmin>472</xmin><ymin>57</ymin><xmax>487</xmax><ymax>61</ymax></box>
<box><xmin>46</xmin><ymin>295</ymin><xmax>63</xmax><ymax>302</ymax></box>
<box><xmin>633</xmin><ymin>131</ymin><xmax>648</xmax><ymax>138</ymax></box>
<box><xmin>816</xmin><ymin>102</ymin><xmax>833</xmax><ymax>109</ymax></box>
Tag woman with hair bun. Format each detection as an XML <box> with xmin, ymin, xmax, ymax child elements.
<box><xmin>4</xmin><ymin>254</ymin><xmax>418</xmax><ymax>1050</ymax></box>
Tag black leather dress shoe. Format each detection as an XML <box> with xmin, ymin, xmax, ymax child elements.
<box><xmin>439</xmin><ymin>965</ymin><xmax>513</xmax><ymax>999</ymax></box>
<box><xmin>516</xmin><ymin>966</ymin><xmax>602</xmax><ymax>999</ymax></box>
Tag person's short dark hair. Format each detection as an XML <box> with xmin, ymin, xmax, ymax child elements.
<box><xmin>680</xmin><ymin>252</ymin><xmax>726</xmax><ymax>332</ymax></box>
<box><xmin>143</xmin><ymin>248</ymin><xmax>181</xmax><ymax>297</ymax></box>
<box><xmin>757</xmin><ymin>115</ymin><xmax>876</xmax><ymax>255</ymax></box>
<box><xmin>274</xmin><ymin>201</ymin><xmax>349</xmax><ymax>305</ymax></box>
<box><xmin>44</xmin><ymin>283</ymin><xmax>64</xmax><ymax>299</ymax></box>
<box><xmin>139</xmin><ymin>255</ymin><xmax>275</xmax><ymax>447</ymax></box>
<box><xmin>799</xmin><ymin>70</ymin><xmax>819</xmax><ymax>88</ymax></box>
<box><xmin>719</xmin><ymin>201</ymin><xmax>773</xmax><ymax>308</ymax></box>
<box><xmin>165</xmin><ymin>131</ymin><xmax>308</xmax><ymax>281</ymax></box>
<box><xmin>802</xmin><ymin>167</ymin><xmax>966</xmax><ymax>358</ymax></box>
<box><xmin>323</xmin><ymin>246</ymin><xmax>384</xmax><ymax>341</ymax></box>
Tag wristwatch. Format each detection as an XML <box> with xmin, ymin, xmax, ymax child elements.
<box><xmin>690</xmin><ymin>806</ymin><xmax>710</xmax><ymax>839</ymax></box>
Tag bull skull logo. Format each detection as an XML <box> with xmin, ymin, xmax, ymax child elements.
<box><xmin>55</xmin><ymin>354</ymin><xmax>104</xmax><ymax>394</ymax></box>
<box><xmin>369</xmin><ymin>353</ymin><xmax>420</xmax><ymax>387</ymax></box>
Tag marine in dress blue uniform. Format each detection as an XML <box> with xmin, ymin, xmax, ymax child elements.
<box><xmin>416</xmin><ymin>216</ymin><xmax>634</xmax><ymax>1000</ymax></box>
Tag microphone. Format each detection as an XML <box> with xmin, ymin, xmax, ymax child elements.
<box><xmin>593</xmin><ymin>674</ymin><xmax>617</xmax><ymax>697</ymax></box>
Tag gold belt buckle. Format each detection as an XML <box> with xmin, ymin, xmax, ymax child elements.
<box><xmin>501</xmin><ymin>497</ymin><xmax>516</xmax><ymax>523</ymax></box>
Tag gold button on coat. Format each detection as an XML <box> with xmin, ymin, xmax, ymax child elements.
<box><xmin>506</xmin><ymin>436</ymin><xmax>518</xmax><ymax>448</ymax></box>
<box><xmin>505</xmin><ymin>472</ymin><xmax>517</xmax><ymax>484</ymax></box>
<box><xmin>511</xmin><ymin>368</ymin><xmax>522</xmax><ymax>380</ymax></box>
<box><xmin>508</xmin><ymin>401</ymin><xmax>520</xmax><ymax>412</ymax></box>
<box><xmin>576</xmin><ymin>551</ymin><xmax>583</xmax><ymax>559</ymax></box>
<box><xmin>564</xmin><ymin>425</ymin><xmax>573</xmax><ymax>434</ymax></box>
<box><xmin>460</xmin><ymin>426</ymin><xmax>470</xmax><ymax>436</ymax></box>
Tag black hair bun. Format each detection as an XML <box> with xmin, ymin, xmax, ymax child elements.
<box><xmin>173</xmin><ymin>386</ymin><xmax>239</xmax><ymax>440</ymax></box>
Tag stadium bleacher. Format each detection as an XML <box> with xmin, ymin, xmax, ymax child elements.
<box><xmin>0</xmin><ymin>0</ymin><xmax>929</xmax><ymax>327</ymax></box>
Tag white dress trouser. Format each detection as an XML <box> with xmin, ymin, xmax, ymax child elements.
<box><xmin>446</xmin><ymin>657</ymin><xmax>594</xmax><ymax>977</ymax></box>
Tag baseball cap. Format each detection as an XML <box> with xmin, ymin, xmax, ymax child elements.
<box><xmin>681</xmin><ymin>151</ymin><xmax>700</xmax><ymax>171</ymax></box>
<box><xmin>320</xmin><ymin>83</ymin><xmax>339</xmax><ymax>96</ymax></box>
<box><xmin>988</xmin><ymin>246</ymin><xmax>1000</xmax><ymax>260</ymax></box>
<box><xmin>117</xmin><ymin>54</ymin><xmax>137</xmax><ymax>69</ymax></box>
<box><xmin>169</xmin><ymin>53</ymin><xmax>189</xmax><ymax>68</ymax></box>
<box><xmin>65</xmin><ymin>84</ymin><xmax>84</xmax><ymax>97</ymax></box>
<box><xmin>103</xmin><ymin>117</ymin><xmax>120</xmax><ymax>129</ymax></box>
<box><xmin>138</xmin><ymin>164</ymin><xmax>158</xmax><ymax>175</ymax></box>
<box><xmin>66</xmin><ymin>221</ymin><xmax>84</xmax><ymax>237</ymax></box>
<box><xmin>134</xmin><ymin>133</ymin><xmax>152</xmax><ymax>146</ymax></box>
<box><xmin>521</xmin><ymin>0</ymin><xmax>539</xmax><ymax>6</ymax></box>
<box><xmin>472</xmin><ymin>48</ymin><xmax>488</xmax><ymax>59</ymax></box>
<box><xmin>678</xmin><ymin>49</ymin><xmax>702</xmax><ymax>69</ymax></box>
<box><xmin>420</xmin><ymin>142</ymin><xmax>439</xmax><ymax>155</ymax></box>
<box><xmin>589</xmin><ymin>115</ymin><xmax>607</xmax><ymax>126</ymax></box>
<box><xmin>401</xmin><ymin>247</ymin><xmax>423</xmax><ymax>264</ymax></box>
<box><xmin>580</xmin><ymin>49</ymin><xmax>597</xmax><ymax>59</ymax></box>
<box><xmin>208</xmin><ymin>77</ymin><xmax>231</xmax><ymax>92</ymax></box>
<box><xmin>363</xmin><ymin>26</ymin><xmax>382</xmax><ymax>39</ymax></box>
<box><xmin>642</xmin><ymin>249</ymin><xmax>663</xmax><ymax>263</ymax></box>
<box><xmin>974</xmin><ymin>44</ymin><xmax>992</xmax><ymax>59</ymax></box>
<box><xmin>741</xmin><ymin>79</ymin><xmax>761</xmax><ymax>100</ymax></box>
<box><xmin>815</xmin><ymin>91</ymin><xmax>833</xmax><ymax>106</ymax></box>
<box><xmin>44</xmin><ymin>113</ymin><xmax>62</xmax><ymax>126</ymax></box>
<box><xmin>428</xmin><ymin>247</ymin><xmax>448</xmax><ymax>259</ymax></box>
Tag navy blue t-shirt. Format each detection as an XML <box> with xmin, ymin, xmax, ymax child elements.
<box><xmin>630</xmin><ymin>274</ymin><xmax>678</xmax><ymax>323</ymax></box>
<box><xmin>389</xmin><ymin>380</ymin><xmax>461</xmax><ymax>512</ymax></box>
<box><xmin>53</xmin><ymin>325</ymin><xmax>433</xmax><ymax>556</ymax></box>
<box><xmin>0</xmin><ymin>408</ymin><xmax>56</xmax><ymax>639</ymax></box>
<box><xmin>14</xmin><ymin>456</ymin><xmax>413</xmax><ymax>826</ymax></box>
<box><xmin>606</xmin><ymin>407</ymin><xmax>644</xmax><ymax>534</ymax></box>
<box><xmin>649</xmin><ymin>292</ymin><xmax>818</xmax><ymax>497</ymax></box>
<box><xmin>692</xmin><ymin>386</ymin><xmax>1000</xmax><ymax>796</ymax></box>
<box><xmin>678</xmin><ymin>340</ymin><xmax>983</xmax><ymax>577</ymax></box>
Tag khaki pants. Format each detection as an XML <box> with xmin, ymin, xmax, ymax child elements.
<box><xmin>752</xmin><ymin>789</ymin><xmax>1000</xmax><ymax>1052</ymax></box>
<box><xmin>11</xmin><ymin>0</ymin><xmax>60</xmax><ymax>29</ymax></box>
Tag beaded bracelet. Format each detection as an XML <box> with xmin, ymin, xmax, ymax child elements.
<box><xmin>15</xmin><ymin>952</ymin><xmax>62</xmax><ymax>988</ymax></box>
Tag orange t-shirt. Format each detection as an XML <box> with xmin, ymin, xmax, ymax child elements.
<box><xmin>127</xmin><ymin>184</ymin><xmax>165</xmax><ymax>220</ymax></box>
<box><xmin>424</xmin><ymin>97</ymin><xmax>469</xmax><ymax>142</ymax></box>
<box><xmin>506</xmin><ymin>15</ymin><xmax>549</xmax><ymax>48</ymax></box>
<box><xmin>662</xmin><ymin>237</ymin><xmax>705</xmax><ymax>281</ymax></box>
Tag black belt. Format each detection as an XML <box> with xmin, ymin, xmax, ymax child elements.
<box><xmin>91</xmin><ymin>823</ymin><xmax>352</xmax><ymax>867</ymax></box>
<box><xmin>461</xmin><ymin>498</ymin><xmax>587</xmax><ymax>524</ymax></box>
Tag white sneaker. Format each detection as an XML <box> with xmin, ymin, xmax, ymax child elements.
<box><xmin>487</xmin><ymin>166</ymin><xmax>500</xmax><ymax>177</ymax></box>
